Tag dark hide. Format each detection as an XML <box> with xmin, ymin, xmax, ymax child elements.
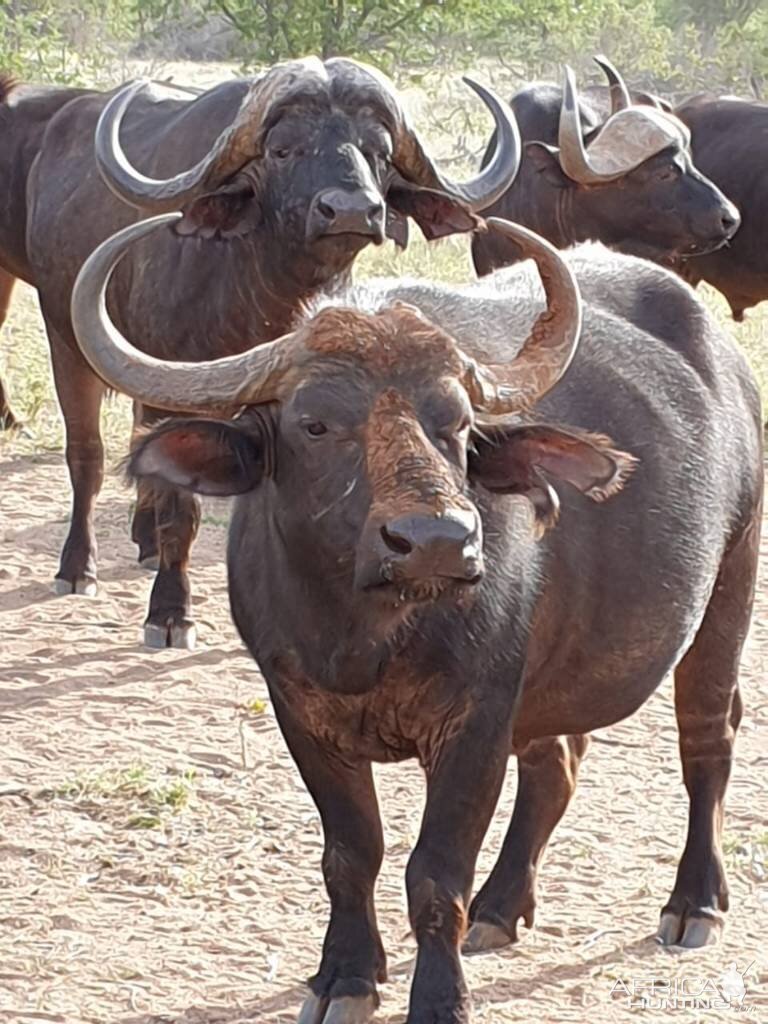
<box><xmin>675</xmin><ymin>93</ymin><xmax>768</xmax><ymax>319</ymax></box>
<box><xmin>128</xmin><ymin>247</ymin><xmax>762</xmax><ymax>1019</ymax></box>
<box><xmin>471</xmin><ymin>81</ymin><xmax>737</xmax><ymax>276</ymax></box>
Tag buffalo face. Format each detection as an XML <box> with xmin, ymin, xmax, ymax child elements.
<box><xmin>581</xmin><ymin>146</ymin><xmax>740</xmax><ymax>262</ymax></box>
<box><xmin>125</xmin><ymin>306</ymin><xmax>633</xmax><ymax>621</ymax></box>
<box><xmin>525</xmin><ymin>141</ymin><xmax>740</xmax><ymax>265</ymax></box>
<box><xmin>179</xmin><ymin>103</ymin><xmax>392</xmax><ymax>269</ymax></box>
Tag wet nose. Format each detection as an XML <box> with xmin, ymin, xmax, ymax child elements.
<box><xmin>378</xmin><ymin>509</ymin><xmax>484</xmax><ymax>583</ymax></box>
<box><xmin>308</xmin><ymin>187</ymin><xmax>385</xmax><ymax>241</ymax></box>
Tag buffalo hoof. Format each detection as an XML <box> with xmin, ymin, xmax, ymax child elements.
<box><xmin>462</xmin><ymin>920</ymin><xmax>512</xmax><ymax>955</ymax></box>
<box><xmin>298</xmin><ymin>992</ymin><xmax>376</xmax><ymax>1024</ymax></box>
<box><xmin>144</xmin><ymin>620</ymin><xmax>197</xmax><ymax>650</ymax></box>
<box><xmin>138</xmin><ymin>554</ymin><xmax>160</xmax><ymax>572</ymax></box>
<box><xmin>52</xmin><ymin>576</ymin><xmax>97</xmax><ymax>597</ymax></box>
<box><xmin>656</xmin><ymin>910</ymin><xmax>722</xmax><ymax>948</ymax></box>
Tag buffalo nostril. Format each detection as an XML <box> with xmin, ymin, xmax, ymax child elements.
<box><xmin>380</xmin><ymin>524</ymin><xmax>413</xmax><ymax>555</ymax></box>
<box><xmin>317</xmin><ymin>199</ymin><xmax>336</xmax><ymax>222</ymax></box>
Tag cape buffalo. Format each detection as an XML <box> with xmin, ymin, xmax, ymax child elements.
<box><xmin>675</xmin><ymin>93</ymin><xmax>768</xmax><ymax>320</ymax></box>
<box><xmin>471</xmin><ymin>58</ymin><xmax>739</xmax><ymax>276</ymax></box>
<box><xmin>71</xmin><ymin>212</ymin><xmax>762</xmax><ymax>1023</ymax></box>
<box><xmin>0</xmin><ymin>57</ymin><xmax>519</xmax><ymax>647</ymax></box>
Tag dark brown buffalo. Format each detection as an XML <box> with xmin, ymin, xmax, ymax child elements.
<box><xmin>471</xmin><ymin>58</ymin><xmax>739</xmax><ymax>276</ymax></box>
<box><xmin>675</xmin><ymin>93</ymin><xmax>768</xmax><ymax>319</ymax></box>
<box><xmin>70</xmin><ymin>213</ymin><xmax>762</xmax><ymax>1023</ymax></box>
<box><xmin>0</xmin><ymin>74</ymin><xmax>91</xmax><ymax>428</ymax></box>
<box><xmin>0</xmin><ymin>57</ymin><xmax>519</xmax><ymax>646</ymax></box>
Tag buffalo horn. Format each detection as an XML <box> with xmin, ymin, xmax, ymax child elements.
<box><xmin>558</xmin><ymin>65</ymin><xmax>628</xmax><ymax>184</ymax></box>
<box><xmin>95</xmin><ymin>61</ymin><xmax>520</xmax><ymax>214</ymax></box>
<box><xmin>464</xmin><ymin>218</ymin><xmax>582</xmax><ymax>414</ymax></box>
<box><xmin>593</xmin><ymin>54</ymin><xmax>631</xmax><ymax>115</ymax></box>
<box><xmin>70</xmin><ymin>214</ymin><xmax>299</xmax><ymax>411</ymax></box>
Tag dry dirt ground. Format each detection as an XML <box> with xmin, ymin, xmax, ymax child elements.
<box><xmin>0</xmin><ymin>422</ymin><xmax>766</xmax><ymax>1024</ymax></box>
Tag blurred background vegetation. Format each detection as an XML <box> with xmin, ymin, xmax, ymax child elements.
<box><xmin>1</xmin><ymin>0</ymin><xmax>767</xmax><ymax>97</ymax></box>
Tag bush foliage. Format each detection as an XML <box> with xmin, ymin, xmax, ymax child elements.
<box><xmin>1</xmin><ymin>0</ymin><xmax>767</xmax><ymax>99</ymax></box>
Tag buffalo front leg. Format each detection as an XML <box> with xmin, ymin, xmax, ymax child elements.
<box><xmin>0</xmin><ymin>267</ymin><xmax>20</xmax><ymax>430</ymax></box>
<box><xmin>658</xmin><ymin>517</ymin><xmax>760</xmax><ymax>949</ymax></box>
<box><xmin>49</xmin><ymin>331</ymin><xmax>105</xmax><ymax>595</ymax></box>
<box><xmin>272</xmin><ymin>698</ymin><xmax>385</xmax><ymax>1024</ymax></box>
<box><xmin>143</xmin><ymin>481</ymin><xmax>201</xmax><ymax>649</ymax></box>
<box><xmin>464</xmin><ymin>733</ymin><xmax>589</xmax><ymax>954</ymax></box>
<box><xmin>406</xmin><ymin>712</ymin><xmax>512</xmax><ymax>1023</ymax></box>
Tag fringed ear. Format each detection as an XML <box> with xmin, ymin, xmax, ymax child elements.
<box><xmin>176</xmin><ymin>183</ymin><xmax>262</xmax><ymax>240</ymax></box>
<box><xmin>387</xmin><ymin>181</ymin><xmax>480</xmax><ymax>240</ymax></box>
<box><xmin>128</xmin><ymin>418</ymin><xmax>267</xmax><ymax>496</ymax></box>
<box><xmin>526</xmin><ymin>142</ymin><xmax>572</xmax><ymax>189</ymax></box>
<box><xmin>470</xmin><ymin>422</ymin><xmax>637</xmax><ymax>535</ymax></box>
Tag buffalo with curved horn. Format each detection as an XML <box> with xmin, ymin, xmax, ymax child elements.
<box><xmin>0</xmin><ymin>56</ymin><xmax>520</xmax><ymax>647</ymax></box>
<box><xmin>472</xmin><ymin>57</ymin><xmax>739</xmax><ymax>276</ymax></box>
<box><xmin>71</xmin><ymin>212</ymin><xmax>762</xmax><ymax>1020</ymax></box>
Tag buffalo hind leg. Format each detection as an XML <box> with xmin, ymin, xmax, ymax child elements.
<box><xmin>0</xmin><ymin>267</ymin><xmax>20</xmax><ymax>429</ymax></box>
<box><xmin>132</xmin><ymin>478</ymin><xmax>160</xmax><ymax>569</ymax></box>
<box><xmin>464</xmin><ymin>734</ymin><xmax>589</xmax><ymax>954</ymax></box>
<box><xmin>658</xmin><ymin>517</ymin><xmax>760</xmax><ymax>948</ymax></box>
<box><xmin>49</xmin><ymin>330</ymin><xmax>105</xmax><ymax>595</ymax></box>
<box><xmin>272</xmin><ymin>698</ymin><xmax>385</xmax><ymax>1024</ymax></box>
<box><xmin>136</xmin><ymin>404</ymin><xmax>200</xmax><ymax>649</ymax></box>
<box><xmin>143</xmin><ymin>481</ymin><xmax>200</xmax><ymax>649</ymax></box>
<box><xmin>131</xmin><ymin>402</ymin><xmax>161</xmax><ymax>569</ymax></box>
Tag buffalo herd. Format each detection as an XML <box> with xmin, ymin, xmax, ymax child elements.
<box><xmin>1</xmin><ymin>52</ymin><xmax>765</xmax><ymax>1024</ymax></box>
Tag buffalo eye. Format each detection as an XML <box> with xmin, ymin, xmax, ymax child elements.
<box><xmin>656</xmin><ymin>162</ymin><xmax>681</xmax><ymax>183</ymax></box>
<box><xmin>271</xmin><ymin>145</ymin><xmax>293</xmax><ymax>161</ymax></box>
<box><xmin>305</xmin><ymin>421</ymin><xmax>327</xmax><ymax>438</ymax></box>
<box><xmin>436</xmin><ymin>417</ymin><xmax>471</xmax><ymax>453</ymax></box>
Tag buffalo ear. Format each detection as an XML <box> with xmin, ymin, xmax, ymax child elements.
<box><xmin>176</xmin><ymin>184</ymin><xmax>262</xmax><ymax>239</ymax></box>
<box><xmin>128</xmin><ymin>419</ymin><xmax>265</xmax><ymax>496</ymax></box>
<box><xmin>469</xmin><ymin>423</ymin><xmax>637</xmax><ymax>533</ymax></box>
<box><xmin>387</xmin><ymin>181</ymin><xmax>480</xmax><ymax>240</ymax></box>
<box><xmin>525</xmin><ymin>142</ymin><xmax>571</xmax><ymax>189</ymax></box>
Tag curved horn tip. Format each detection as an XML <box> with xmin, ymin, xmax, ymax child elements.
<box><xmin>592</xmin><ymin>54</ymin><xmax>613</xmax><ymax>72</ymax></box>
<box><xmin>592</xmin><ymin>55</ymin><xmax>631</xmax><ymax>112</ymax></box>
<box><xmin>561</xmin><ymin>65</ymin><xmax>579</xmax><ymax>108</ymax></box>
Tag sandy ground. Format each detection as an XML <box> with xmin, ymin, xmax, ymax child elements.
<box><xmin>0</xmin><ymin>439</ymin><xmax>766</xmax><ymax>1024</ymax></box>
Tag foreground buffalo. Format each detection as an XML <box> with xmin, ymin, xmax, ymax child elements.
<box><xmin>675</xmin><ymin>93</ymin><xmax>768</xmax><ymax>319</ymax></box>
<box><xmin>71</xmin><ymin>214</ymin><xmax>762</xmax><ymax>1022</ymax></box>
<box><xmin>0</xmin><ymin>58</ymin><xmax>518</xmax><ymax>646</ymax></box>
<box><xmin>472</xmin><ymin>59</ymin><xmax>739</xmax><ymax>276</ymax></box>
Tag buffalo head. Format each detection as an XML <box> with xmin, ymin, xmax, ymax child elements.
<box><xmin>537</xmin><ymin>60</ymin><xmax>740</xmax><ymax>261</ymax></box>
<box><xmin>71</xmin><ymin>214</ymin><xmax>634</xmax><ymax>662</ymax></box>
<box><xmin>95</xmin><ymin>57</ymin><xmax>520</xmax><ymax>276</ymax></box>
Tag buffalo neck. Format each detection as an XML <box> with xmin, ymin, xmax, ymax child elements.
<box><xmin>113</xmin><ymin>231</ymin><xmax>355</xmax><ymax>361</ymax></box>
